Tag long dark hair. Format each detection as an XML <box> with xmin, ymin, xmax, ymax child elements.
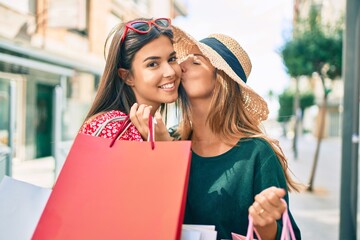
<box><xmin>85</xmin><ymin>18</ymin><xmax>173</xmax><ymax>120</ymax></box>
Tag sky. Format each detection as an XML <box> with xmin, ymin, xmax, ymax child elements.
<box><xmin>172</xmin><ymin>0</ymin><xmax>294</xmax><ymax>98</ymax></box>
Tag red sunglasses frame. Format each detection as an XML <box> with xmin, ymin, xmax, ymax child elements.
<box><xmin>120</xmin><ymin>18</ymin><xmax>172</xmax><ymax>43</ymax></box>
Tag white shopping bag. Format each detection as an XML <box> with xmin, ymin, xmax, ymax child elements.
<box><xmin>181</xmin><ymin>228</ymin><xmax>202</xmax><ymax>240</ymax></box>
<box><xmin>181</xmin><ymin>224</ymin><xmax>217</xmax><ymax>240</ymax></box>
<box><xmin>0</xmin><ymin>176</ymin><xmax>51</xmax><ymax>240</ymax></box>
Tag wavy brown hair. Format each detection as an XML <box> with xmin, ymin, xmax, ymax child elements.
<box><xmin>177</xmin><ymin>70</ymin><xmax>302</xmax><ymax>192</ymax></box>
<box><xmin>84</xmin><ymin>18</ymin><xmax>173</xmax><ymax>121</ymax></box>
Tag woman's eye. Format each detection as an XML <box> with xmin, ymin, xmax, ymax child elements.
<box><xmin>169</xmin><ymin>56</ymin><xmax>178</xmax><ymax>62</ymax></box>
<box><xmin>192</xmin><ymin>56</ymin><xmax>201</xmax><ymax>65</ymax></box>
<box><xmin>147</xmin><ymin>62</ymin><xmax>158</xmax><ymax>67</ymax></box>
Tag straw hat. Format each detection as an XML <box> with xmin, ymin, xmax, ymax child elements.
<box><xmin>172</xmin><ymin>26</ymin><xmax>269</xmax><ymax>123</ymax></box>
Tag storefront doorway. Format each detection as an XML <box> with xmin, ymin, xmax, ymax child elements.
<box><xmin>35</xmin><ymin>84</ymin><xmax>53</xmax><ymax>158</ymax></box>
<box><xmin>0</xmin><ymin>78</ymin><xmax>10</xmax><ymax>179</ymax></box>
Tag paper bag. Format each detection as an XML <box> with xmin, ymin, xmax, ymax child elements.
<box><xmin>181</xmin><ymin>225</ymin><xmax>217</xmax><ymax>240</ymax></box>
<box><xmin>32</xmin><ymin>132</ymin><xmax>192</xmax><ymax>240</ymax></box>
<box><xmin>0</xmin><ymin>176</ymin><xmax>51</xmax><ymax>240</ymax></box>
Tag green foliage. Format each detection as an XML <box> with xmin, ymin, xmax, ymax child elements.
<box><xmin>277</xmin><ymin>90</ymin><xmax>315</xmax><ymax>122</ymax></box>
<box><xmin>280</xmin><ymin>5</ymin><xmax>343</xmax><ymax>79</ymax></box>
<box><xmin>278</xmin><ymin>91</ymin><xmax>294</xmax><ymax>122</ymax></box>
<box><xmin>299</xmin><ymin>91</ymin><xmax>315</xmax><ymax>112</ymax></box>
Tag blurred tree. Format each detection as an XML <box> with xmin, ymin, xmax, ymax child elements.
<box><xmin>280</xmin><ymin>4</ymin><xmax>343</xmax><ymax>191</ymax></box>
<box><xmin>278</xmin><ymin>91</ymin><xmax>294</xmax><ymax>123</ymax></box>
<box><xmin>278</xmin><ymin>90</ymin><xmax>315</xmax><ymax>123</ymax></box>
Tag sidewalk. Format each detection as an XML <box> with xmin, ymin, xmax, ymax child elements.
<box><xmin>10</xmin><ymin>121</ymin><xmax>359</xmax><ymax>239</ymax></box>
<box><xmin>264</xmin><ymin>119</ymin><xmax>358</xmax><ymax>239</ymax></box>
<box><xmin>279</xmin><ymin>134</ymin><xmax>343</xmax><ymax>239</ymax></box>
<box><xmin>12</xmin><ymin>157</ymin><xmax>55</xmax><ymax>188</ymax></box>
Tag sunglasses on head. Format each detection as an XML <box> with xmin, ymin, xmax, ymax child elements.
<box><xmin>121</xmin><ymin>18</ymin><xmax>172</xmax><ymax>43</ymax></box>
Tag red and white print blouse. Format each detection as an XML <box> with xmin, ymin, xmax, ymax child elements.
<box><xmin>79</xmin><ymin>110</ymin><xmax>143</xmax><ymax>141</ymax></box>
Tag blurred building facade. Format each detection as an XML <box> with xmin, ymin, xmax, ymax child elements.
<box><xmin>0</xmin><ymin>0</ymin><xmax>187</xmax><ymax>163</ymax></box>
<box><xmin>292</xmin><ymin>0</ymin><xmax>345</xmax><ymax>137</ymax></box>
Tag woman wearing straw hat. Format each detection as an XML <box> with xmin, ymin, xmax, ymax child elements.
<box><xmin>170</xmin><ymin>27</ymin><xmax>302</xmax><ymax>240</ymax></box>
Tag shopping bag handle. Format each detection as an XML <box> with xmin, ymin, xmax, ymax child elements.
<box><xmin>109</xmin><ymin>114</ymin><xmax>155</xmax><ymax>149</ymax></box>
<box><xmin>245</xmin><ymin>199</ymin><xmax>296</xmax><ymax>240</ymax></box>
<box><xmin>92</xmin><ymin>116</ymin><xmax>127</xmax><ymax>137</ymax></box>
<box><xmin>147</xmin><ymin>115</ymin><xmax>155</xmax><ymax>149</ymax></box>
<box><xmin>245</xmin><ymin>214</ymin><xmax>261</xmax><ymax>240</ymax></box>
<box><xmin>280</xmin><ymin>200</ymin><xmax>296</xmax><ymax>240</ymax></box>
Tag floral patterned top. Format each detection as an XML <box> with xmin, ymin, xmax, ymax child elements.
<box><xmin>79</xmin><ymin>110</ymin><xmax>143</xmax><ymax>141</ymax></box>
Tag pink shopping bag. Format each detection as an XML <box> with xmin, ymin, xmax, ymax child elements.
<box><xmin>231</xmin><ymin>200</ymin><xmax>296</xmax><ymax>240</ymax></box>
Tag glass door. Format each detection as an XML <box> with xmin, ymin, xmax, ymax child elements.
<box><xmin>0</xmin><ymin>78</ymin><xmax>11</xmax><ymax>180</ymax></box>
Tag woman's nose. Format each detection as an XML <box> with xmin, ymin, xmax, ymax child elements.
<box><xmin>163</xmin><ymin>63</ymin><xmax>176</xmax><ymax>78</ymax></box>
<box><xmin>180</xmin><ymin>54</ymin><xmax>194</xmax><ymax>73</ymax></box>
<box><xmin>180</xmin><ymin>62</ymin><xmax>187</xmax><ymax>73</ymax></box>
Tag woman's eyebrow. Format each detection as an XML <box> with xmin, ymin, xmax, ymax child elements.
<box><xmin>143</xmin><ymin>56</ymin><xmax>161</xmax><ymax>62</ymax></box>
<box><xmin>193</xmin><ymin>53</ymin><xmax>207</xmax><ymax>60</ymax></box>
<box><xmin>143</xmin><ymin>51</ymin><xmax>177</xmax><ymax>62</ymax></box>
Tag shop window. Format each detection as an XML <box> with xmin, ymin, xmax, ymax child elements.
<box><xmin>0</xmin><ymin>0</ymin><xmax>36</xmax><ymax>15</ymax></box>
<box><xmin>0</xmin><ymin>79</ymin><xmax>9</xmax><ymax>146</ymax></box>
<box><xmin>47</xmin><ymin>0</ymin><xmax>88</xmax><ymax>36</ymax></box>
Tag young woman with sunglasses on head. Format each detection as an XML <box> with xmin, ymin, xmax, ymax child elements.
<box><xmin>79</xmin><ymin>18</ymin><xmax>180</xmax><ymax>141</ymax></box>
<box><xmin>170</xmin><ymin>27</ymin><xmax>302</xmax><ymax>240</ymax></box>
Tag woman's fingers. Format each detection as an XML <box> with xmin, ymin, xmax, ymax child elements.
<box><xmin>129</xmin><ymin>103</ymin><xmax>152</xmax><ymax>140</ymax></box>
<box><xmin>249</xmin><ymin>187</ymin><xmax>286</xmax><ymax>227</ymax></box>
<box><xmin>154</xmin><ymin>111</ymin><xmax>172</xmax><ymax>141</ymax></box>
<box><xmin>129</xmin><ymin>103</ymin><xmax>141</xmax><ymax>128</ymax></box>
<box><xmin>142</xmin><ymin>105</ymin><xmax>152</xmax><ymax>123</ymax></box>
<box><xmin>255</xmin><ymin>188</ymin><xmax>285</xmax><ymax>218</ymax></box>
<box><xmin>249</xmin><ymin>201</ymin><xmax>269</xmax><ymax>227</ymax></box>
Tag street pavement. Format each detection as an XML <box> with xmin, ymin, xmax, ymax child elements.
<box><xmin>10</xmin><ymin>120</ymin><xmax>359</xmax><ymax>239</ymax></box>
<box><xmin>279</xmin><ymin>134</ymin><xmax>344</xmax><ymax>239</ymax></box>
<box><xmin>265</xmin><ymin>119</ymin><xmax>359</xmax><ymax>240</ymax></box>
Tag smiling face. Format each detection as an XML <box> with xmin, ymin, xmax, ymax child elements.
<box><xmin>125</xmin><ymin>35</ymin><xmax>181</xmax><ymax>110</ymax></box>
<box><xmin>180</xmin><ymin>45</ymin><xmax>217</xmax><ymax>100</ymax></box>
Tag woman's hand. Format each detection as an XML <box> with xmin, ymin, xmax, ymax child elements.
<box><xmin>248</xmin><ymin>187</ymin><xmax>286</xmax><ymax>240</ymax></box>
<box><xmin>129</xmin><ymin>103</ymin><xmax>173</xmax><ymax>141</ymax></box>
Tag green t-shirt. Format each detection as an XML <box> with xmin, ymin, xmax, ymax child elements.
<box><xmin>183</xmin><ymin>138</ymin><xmax>301</xmax><ymax>240</ymax></box>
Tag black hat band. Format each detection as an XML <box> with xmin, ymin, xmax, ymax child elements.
<box><xmin>200</xmin><ymin>37</ymin><xmax>247</xmax><ymax>83</ymax></box>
